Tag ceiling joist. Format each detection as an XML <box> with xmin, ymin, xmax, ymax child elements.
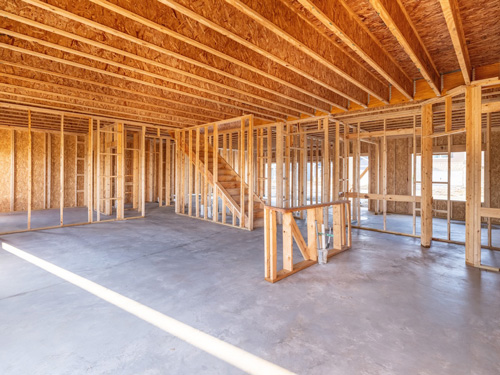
<box><xmin>368</xmin><ymin>0</ymin><xmax>441</xmax><ymax>96</ymax></box>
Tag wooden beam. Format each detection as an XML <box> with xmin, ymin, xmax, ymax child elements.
<box><xmin>439</xmin><ymin>0</ymin><xmax>471</xmax><ymax>84</ymax></box>
<box><xmin>116</xmin><ymin>123</ymin><xmax>124</xmax><ymax>219</ymax></box>
<box><xmin>421</xmin><ymin>104</ymin><xmax>433</xmax><ymax>247</ymax></box>
<box><xmin>225</xmin><ymin>0</ymin><xmax>390</xmax><ymax>103</ymax></box>
<box><xmin>87</xmin><ymin>118</ymin><xmax>93</xmax><ymax>222</ymax></box>
<box><xmin>27</xmin><ymin>110</ymin><xmax>32</xmax><ymax>230</ymax></box>
<box><xmin>369</xmin><ymin>0</ymin><xmax>441</xmax><ymax>95</ymax></box>
<box><xmin>156</xmin><ymin>0</ymin><xmax>367</xmax><ymax>107</ymax></box>
<box><xmin>298</xmin><ymin>0</ymin><xmax>412</xmax><ymax>100</ymax></box>
<box><xmin>10</xmin><ymin>129</ymin><xmax>15</xmax><ymax>212</ymax></box>
<box><xmin>21</xmin><ymin>0</ymin><xmax>338</xmax><ymax>113</ymax></box>
<box><xmin>465</xmin><ymin>85</ymin><xmax>482</xmax><ymax>267</ymax></box>
<box><xmin>60</xmin><ymin>114</ymin><xmax>64</xmax><ymax>226</ymax></box>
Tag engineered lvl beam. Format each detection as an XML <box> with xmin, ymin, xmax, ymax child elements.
<box><xmin>439</xmin><ymin>0</ymin><xmax>471</xmax><ymax>84</ymax></box>
<box><xmin>224</xmin><ymin>0</ymin><xmax>389</xmax><ymax>103</ymax></box>
<box><xmin>297</xmin><ymin>0</ymin><xmax>412</xmax><ymax>100</ymax></box>
<box><xmin>1</xmin><ymin>9</ymin><xmax>300</xmax><ymax>119</ymax></box>
<box><xmin>155</xmin><ymin>0</ymin><xmax>368</xmax><ymax>106</ymax></box>
<box><xmin>0</xmin><ymin>29</ymin><xmax>283</xmax><ymax>122</ymax></box>
<box><xmin>368</xmin><ymin>0</ymin><xmax>441</xmax><ymax>96</ymax></box>
<box><xmin>20</xmin><ymin>0</ymin><xmax>335</xmax><ymax>113</ymax></box>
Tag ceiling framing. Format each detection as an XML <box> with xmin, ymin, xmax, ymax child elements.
<box><xmin>0</xmin><ymin>0</ymin><xmax>499</xmax><ymax>129</ymax></box>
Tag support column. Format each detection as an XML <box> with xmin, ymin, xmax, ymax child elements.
<box><xmin>421</xmin><ymin>104</ymin><xmax>433</xmax><ymax>247</ymax></box>
<box><xmin>465</xmin><ymin>85</ymin><xmax>482</xmax><ymax>266</ymax></box>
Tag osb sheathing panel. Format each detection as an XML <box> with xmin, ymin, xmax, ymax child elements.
<box><xmin>7</xmin><ymin>0</ymin><xmax>344</xmax><ymax>110</ymax></box>
<box><xmin>50</xmin><ymin>134</ymin><xmax>61</xmax><ymax>209</ymax></box>
<box><xmin>386</xmin><ymin>138</ymin><xmax>395</xmax><ymax>213</ymax></box>
<box><xmin>31</xmin><ymin>132</ymin><xmax>46</xmax><ymax>210</ymax></box>
<box><xmin>0</xmin><ymin>129</ymin><xmax>12</xmax><ymax>212</ymax></box>
<box><xmin>64</xmin><ymin>135</ymin><xmax>76</xmax><ymax>207</ymax></box>
<box><xmin>14</xmin><ymin>130</ymin><xmax>29</xmax><ymax>211</ymax></box>
<box><xmin>368</xmin><ymin>143</ymin><xmax>378</xmax><ymax>212</ymax></box>
<box><xmin>394</xmin><ymin>138</ymin><xmax>411</xmax><ymax>214</ymax></box>
<box><xmin>490</xmin><ymin>131</ymin><xmax>500</xmax><ymax>210</ymax></box>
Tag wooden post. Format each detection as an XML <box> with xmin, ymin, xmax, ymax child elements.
<box><xmin>195</xmin><ymin>129</ymin><xmax>200</xmax><ymax>217</ymax></box>
<box><xmin>60</xmin><ymin>115</ymin><xmax>64</xmax><ymax>226</ymax></box>
<box><xmin>141</xmin><ymin>126</ymin><xmax>146</xmax><ymax>217</ymax></box>
<box><xmin>282</xmin><ymin>212</ymin><xmax>294</xmax><ymax>272</ymax></box>
<box><xmin>485</xmin><ymin>113</ymin><xmax>492</xmax><ymax>247</ymax></box>
<box><xmin>276</xmin><ymin>123</ymin><xmax>284</xmax><ymax>211</ymax></box>
<box><xmin>188</xmin><ymin>130</ymin><xmax>193</xmax><ymax>216</ymax></box>
<box><xmin>204</xmin><ymin>126</ymin><xmax>209</xmax><ymax>219</ymax></box>
<box><xmin>158</xmin><ymin>133</ymin><xmax>163</xmax><ymax>207</ymax></box>
<box><xmin>213</xmin><ymin>124</ymin><xmax>219</xmax><ymax>222</ymax></box>
<box><xmin>334</xmin><ymin>121</ymin><xmax>340</xmax><ymax>200</ymax></box>
<box><xmin>10</xmin><ymin>129</ymin><xmax>15</xmax><ymax>212</ymax></box>
<box><xmin>116</xmin><ymin>123</ymin><xmax>124</xmax><ymax>220</ymax></box>
<box><xmin>166</xmin><ymin>138</ymin><xmax>171</xmax><ymax>206</ymax></box>
<box><xmin>323</xmin><ymin>117</ymin><xmax>330</xmax><ymax>204</ymax></box>
<box><xmin>96</xmin><ymin>120</ymin><xmax>101</xmax><ymax>221</ymax></box>
<box><xmin>248</xmin><ymin>117</ymin><xmax>254</xmax><ymax>230</ymax></box>
<box><xmin>87</xmin><ymin>118</ymin><xmax>93</xmax><ymax>222</ymax></box>
<box><xmin>27</xmin><ymin>110</ymin><xmax>32</xmax><ymax>230</ymax></box>
<box><xmin>465</xmin><ymin>85</ymin><xmax>482</xmax><ymax>266</ymax></box>
<box><xmin>421</xmin><ymin>104</ymin><xmax>433</xmax><ymax>247</ymax></box>
<box><xmin>240</xmin><ymin>120</ymin><xmax>245</xmax><ymax>227</ymax></box>
<box><xmin>132</xmin><ymin>133</ymin><xmax>139</xmax><ymax>209</ymax></box>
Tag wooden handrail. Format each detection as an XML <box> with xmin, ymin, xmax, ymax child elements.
<box><xmin>263</xmin><ymin>200</ymin><xmax>350</xmax><ymax>213</ymax></box>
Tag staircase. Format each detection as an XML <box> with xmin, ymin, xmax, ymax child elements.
<box><xmin>183</xmin><ymin>138</ymin><xmax>265</xmax><ymax>229</ymax></box>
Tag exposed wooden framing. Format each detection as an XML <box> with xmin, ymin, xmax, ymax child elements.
<box><xmin>141</xmin><ymin>126</ymin><xmax>146</xmax><ymax>217</ymax></box>
<box><xmin>226</xmin><ymin>0</ymin><xmax>389</xmax><ymax>104</ymax></box>
<box><xmin>267</xmin><ymin>126</ymin><xmax>272</xmax><ymax>205</ymax></box>
<box><xmin>27</xmin><ymin>110</ymin><xmax>32</xmax><ymax>230</ymax></box>
<box><xmin>465</xmin><ymin>85</ymin><xmax>482</xmax><ymax>266</ymax></box>
<box><xmin>47</xmin><ymin>133</ymin><xmax>51</xmax><ymax>209</ymax></box>
<box><xmin>195</xmin><ymin>128</ymin><xmax>200</xmax><ymax>217</ymax></box>
<box><xmin>334</xmin><ymin>121</ymin><xmax>340</xmax><ymax>200</ymax></box>
<box><xmin>116</xmin><ymin>123</ymin><xmax>124</xmax><ymax>220</ymax></box>
<box><xmin>445</xmin><ymin>96</ymin><xmax>453</xmax><ymax>133</ymax></box>
<box><xmin>25</xmin><ymin>0</ymin><xmax>329</xmax><ymax>113</ymax></box>
<box><xmin>264</xmin><ymin>200</ymin><xmax>351</xmax><ymax>283</ymax></box>
<box><xmin>421</xmin><ymin>104</ymin><xmax>433</xmax><ymax>247</ymax></box>
<box><xmin>412</xmin><ymin>115</ymin><xmax>417</xmax><ymax>235</ymax></box>
<box><xmin>213</xmin><ymin>125</ymin><xmax>219</xmax><ymax>223</ymax></box>
<box><xmin>323</xmin><ymin>118</ymin><xmax>330</xmax><ymax>205</ymax></box>
<box><xmin>239</xmin><ymin>119</ymin><xmax>245</xmax><ymax>228</ymax></box>
<box><xmin>156</xmin><ymin>0</ymin><xmax>369</xmax><ymax>107</ymax></box>
<box><xmin>166</xmin><ymin>137</ymin><xmax>171</xmax><ymax>206</ymax></box>
<box><xmin>60</xmin><ymin>115</ymin><xmax>64</xmax><ymax>226</ymax></box>
<box><xmin>204</xmin><ymin>126</ymin><xmax>209</xmax><ymax>220</ymax></box>
<box><xmin>298</xmin><ymin>0</ymin><xmax>412</xmax><ymax>100</ymax></box>
<box><xmin>382</xmin><ymin>120</ymin><xmax>387</xmax><ymax>231</ymax></box>
<box><xmin>0</xmin><ymin>26</ymin><xmax>282</xmax><ymax>122</ymax></box>
<box><xmin>87</xmin><ymin>118</ymin><xmax>93</xmax><ymax>222</ymax></box>
<box><xmin>248</xmin><ymin>117</ymin><xmax>254</xmax><ymax>230</ymax></box>
<box><xmin>485</xmin><ymin>113</ymin><xmax>492</xmax><ymax>247</ymax></box>
<box><xmin>368</xmin><ymin>0</ymin><xmax>441</xmax><ymax>95</ymax></box>
<box><xmin>96</xmin><ymin>120</ymin><xmax>101</xmax><ymax>221</ymax></box>
<box><xmin>10</xmin><ymin>129</ymin><xmax>15</xmax><ymax>212</ymax></box>
<box><xmin>439</xmin><ymin>0</ymin><xmax>472</xmax><ymax>84</ymax></box>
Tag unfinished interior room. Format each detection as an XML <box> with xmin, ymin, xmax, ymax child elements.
<box><xmin>0</xmin><ymin>0</ymin><xmax>499</xmax><ymax>373</ymax></box>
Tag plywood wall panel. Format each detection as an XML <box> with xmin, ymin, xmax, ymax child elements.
<box><xmin>50</xmin><ymin>134</ymin><xmax>61</xmax><ymax>209</ymax></box>
<box><xmin>31</xmin><ymin>132</ymin><xmax>46</xmax><ymax>210</ymax></box>
<box><xmin>0</xmin><ymin>129</ymin><xmax>12</xmax><ymax>212</ymax></box>
<box><xmin>14</xmin><ymin>130</ymin><xmax>28</xmax><ymax>211</ymax></box>
<box><xmin>64</xmin><ymin>135</ymin><xmax>76</xmax><ymax>207</ymax></box>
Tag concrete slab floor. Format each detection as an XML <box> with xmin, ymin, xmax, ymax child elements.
<box><xmin>0</xmin><ymin>206</ymin><xmax>499</xmax><ymax>375</ymax></box>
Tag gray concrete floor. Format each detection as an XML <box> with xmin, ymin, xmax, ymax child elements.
<box><xmin>1</xmin><ymin>205</ymin><xmax>499</xmax><ymax>374</ymax></box>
